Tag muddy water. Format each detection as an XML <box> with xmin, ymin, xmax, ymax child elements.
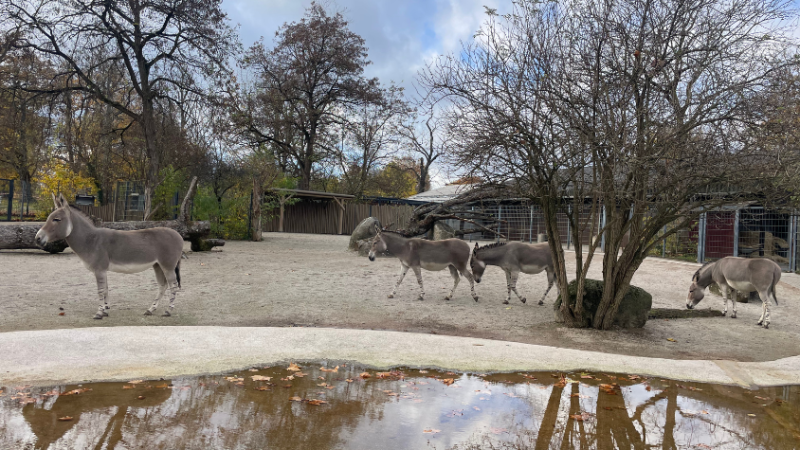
<box><xmin>1</xmin><ymin>364</ymin><xmax>798</xmax><ymax>450</ymax></box>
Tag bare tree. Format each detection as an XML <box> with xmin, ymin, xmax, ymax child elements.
<box><xmin>397</xmin><ymin>104</ymin><xmax>453</xmax><ymax>194</ymax></box>
<box><xmin>337</xmin><ymin>85</ymin><xmax>409</xmax><ymax>197</ymax></box>
<box><xmin>7</xmin><ymin>0</ymin><xmax>237</xmax><ymax>218</ymax></box>
<box><xmin>241</xmin><ymin>2</ymin><xmax>377</xmax><ymax>190</ymax></box>
<box><xmin>422</xmin><ymin>0</ymin><xmax>800</xmax><ymax>328</ymax></box>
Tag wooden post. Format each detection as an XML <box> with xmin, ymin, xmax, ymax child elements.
<box><xmin>334</xmin><ymin>197</ymin><xmax>346</xmax><ymax>235</ymax></box>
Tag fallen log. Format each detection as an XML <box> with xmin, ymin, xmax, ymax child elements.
<box><xmin>0</xmin><ymin>177</ymin><xmax>224</xmax><ymax>253</ymax></box>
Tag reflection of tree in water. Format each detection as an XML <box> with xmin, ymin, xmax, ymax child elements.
<box><xmin>20</xmin><ymin>383</ymin><xmax>172</xmax><ymax>450</ymax></box>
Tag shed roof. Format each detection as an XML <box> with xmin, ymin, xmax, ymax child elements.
<box><xmin>272</xmin><ymin>189</ymin><xmax>355</xmax><ymax>200</ymax></box>
<box><xmin>405</xmin><ymin>184</ymin><xmax>475</xmax><ymax>203</ymax></box>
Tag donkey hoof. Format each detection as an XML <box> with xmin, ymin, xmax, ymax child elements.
<box><xmin>520</xmin><ymin>298</ymin><xmax>527</xmax><ymax>304</ymax></box>
<box><xmin>537</xmin><ymin>300</ymin><xmax>544</xmax><ymax>306</ymax></box>
<box><xmin>144</xmin><ymin>310</ymin><xmax>153</xmax><ymax>316</ymax></box>
<box><xmin>722</xmin><ymin>311</ymin><xmax>726</xmax><ymax>317</ymax></box>
<box><xmin>763</xmin><ymin>323</ymin><xmax>769</xmax><ymax>329</ymax></box>
<box><xmin>92</xmin><ymin>314</ymin><xmax>104</xmax><ymax>320</ymax></box>
<box><xmin>161</xmin><ymin>311</ymin><xmax>171</xmax><ymax>317</ymax></box>
<box><xmin>387</xmin><ymin>294</ymin><xmax>394</xmax><ymax>299</ymax></box>
<box><xmin>102</xmin><ymin>310</ymin><xmax>109</xmax><ymax>317</ymax></box>
<box><xmin>417</xmin><ymin>296</ymin><xmax>425</xmax><ymax>301</ymax></box>
<box><xmin>731</xmin><ymin>313</ymin><xmax>737</xmax><ymax>319</ymax></box>
<box><xmin>444</xmin><ymin>296</ymin><xmax>451</xmax><ymax>301</ymax></box>
<box><xmin>756</xmin><ymin>321</ymin><xmax>763</xmax><ymax>326</ymax></box>
<box><xmin>473</xmin><ymin>296</ymin><xmax>479</xmax><ymax>302</ymax></box>
<box><xmin>503</xmin><ymin>300</ymin><xmax>510</xmax><ymax>305</ymax></box>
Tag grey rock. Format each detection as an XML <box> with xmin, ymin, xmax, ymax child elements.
<box><xmin>554</xmin><ymin>279</ymin><xmax>652</xmax><ymax>328</ymax></box>
<box><xmin>433</xmin><ymin>221</ymin><xmax>456</xmax><ymax>240</ymax></box>
<box><xmin>349</xmin><ymin>217</ymin><xmax>382</xmax><ymax>251</ymax></box>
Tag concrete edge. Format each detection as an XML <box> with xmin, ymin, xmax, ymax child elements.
<box><xmin>0</xmin><ymin>326</ymin><xmax>797</xmax><ymax>389</ymax></box>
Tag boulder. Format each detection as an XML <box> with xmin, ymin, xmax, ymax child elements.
<box><xmin>349</xmin><ymin>217</ymin><xmax>382</xmax><ymax>251</ymax></box>
<box><xmin>433</xmin><ymin>221</ymin><xmax>456</xmax><ymax>240</ymax></box>
<box><xmin>554</xmin><ymin>279</ymin><xmax>652</xmax><ymax>328</ymax></box>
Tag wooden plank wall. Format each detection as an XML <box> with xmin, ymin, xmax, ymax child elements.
<box><xmin>262</xmin><ymin>201</ymin><xmax>415</xmax><ymax>235</ymax></box>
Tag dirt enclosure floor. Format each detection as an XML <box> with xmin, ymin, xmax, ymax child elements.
<box><xmin>1</xmin><ymin>233</ymin><xmax>799</xmax><ymax>363</ymax></box>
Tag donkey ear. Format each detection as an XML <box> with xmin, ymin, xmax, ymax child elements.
<box><xmin>52</xmin><ymin>193</ymin><xmax>60</xmax><ymax>208</ymax></box>
<box><xmin>58</xmin><ymin>193</ymin><xmax>69</xmax><ymax>207</ymax></box>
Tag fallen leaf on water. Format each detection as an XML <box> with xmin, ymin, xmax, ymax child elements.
<box><xmin>122</xmin><ymin>386</ymin><xmax>135</xmax><ymax>390</ymax></box>
<box><xmin>522</xmin><ymin>374</ymin><xmax>537</xmax><ymax>380</ymax></box>
<box><xmin>224</xmin><ymin>377</ymin><xmax>244</xmax><ymax>383</ymax></box>
<box><xmin>137</xmin><ymin>396</ymin><xmax>145</xmax><ymax>400</ymax></box>
<box><xmin>128</xmin><ymin>380</ymin><xmax>144</xmax><ymax>384</ymax></box>
<box><xmin>699</xmin><ymin>410</ymin><xmax>709</xmax><ymax>415</ymax></box>
<box><xmin>254</xmin><ymin>386</ymin><xmax>271</xmax><ymax>391</ymax></box>
<box><xmin>345</xmin><ymin>379</ymin><xmax>354</xmax><ymax>383</ymax></box>
<box><xmin>251</xmin><ymin>375</ymin><xmax>272</xmax><ymax>381</ymax></box>
<box><xmin>320</xmin><ymin>366</ymin><xmax>339</xmax><ymax>373</ymax></box>
<box><xmin>62</xmin><ymin>388</ymin><xmax>91</xmax><ymax>396</ymax></box>
<box><xmin>747</xmin><ymin>414</ymin><xmax>756</xmax><ymax>417</ymax></box>
<box><xmin>154</xmin><ymin>383</ymin><xmax>170</xmax><ymax>389</ymax></box>
<box><xmin>571</xmin><ymin>394</ymin><xmax>591</xmax><ymax>399</ymax></box>
<box><xmin>418</xmin><ymin>370</ymin><xmax>428</xmax><ymax>374</ymax></box>
<box><xmin>57</xmin><ymin>416</ymin><xmax>73</xmax><ymax>421</ymax></box>
<box><xmin>287</xmin><ymin>363</ymin><xmax>301</xmax><ymax>372</ymax></box>
<box><xmin>307</xmin><ymin>399</ymin><xmax>327</xmax><ymax>406</ymax></box>
<box><xmin>423</xmin><ymin>429</ymin><xmax>441</xmax><ymax>434</ymax></box>
<box><xmin>249</xmin><ymin>368</ymin><xmax>259</xmax><ymax>372</ymax></box>
<box><xmin>755</xmin><ymin>396</ymin><xmax>770</xmax><ymax>401</ymax></box>
<box><xmin>280</xmin><ymin>376</ymin><xmax>295</xmax><ymax>381</ymax></box>
<box><xmin>289</xmin><ymin>397</ymin><xmax>303</xmax><ymax>402</ymax></box>
<box><xmin>293</xmin><ymin>372</ymin><xmax>307</xmax><ymax>378</ymax></box>
<box><xmin>442</xmin><ymin>378</ymin><xmax>455</xmax><ymax>386</ymax></box>
<box><xmin>570</xmin><ymin>412</ymin><xmax>593</xmax><ymax>421</ymax></box>
<box><xmin>473</xmin><ymin>406</ymin><xmax>481</xmax><ymax>411</ymax></box>
<box><xmin>359</xmin><ymin>372</ymin><xmax>372</xmax><ymax>379</ymax></box>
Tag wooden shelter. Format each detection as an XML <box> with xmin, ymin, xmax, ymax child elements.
<box><xmin>272</xmin><ymin>189</ymin><xmax>355</xmax><ymax>235</ymax></box>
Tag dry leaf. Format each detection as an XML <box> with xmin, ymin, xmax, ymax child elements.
<box><xmin>251</xmin><ymin>375</ymin><xmax>272</xmax><ymax>382</ymax></box>
<box><xmin>570</xmin><ymin>412</ymin><xmax>593</xmax><ymax>421</ymax></box>
<box><xmin>122</xmin><ymin>386</ymin><xmax>135</xmax><ymax>390</ymax></box>
<box><xmin>290</xmin><ymin>396</ymin><xmax>303</xmax><ymax>402</ymax></box>
<box><xmin>62</xmin><ymin>388</ymin><xmax>91</xmax><ymax>396</ymax></box>
<box><xmin>57</xmin><ymin>416</ymin><xmax>73</xmax><ymax>421</ymax></box>
<box><xmin>58</xmin><ymin>312</ymin><xmax>65</xmax><ymax>316</ymax></box>
<box><xmin>137</xmin><ymin>396</ymin><xmax>145</xmax><ymax>400</ymax></box>
<box><xmin>287</xmin><ymin>363</ymin><xmax>301</xmax><ymax>372</ymax></box>
<box><xmin>418</xmin><ymin>370</ymin><xmax>428</xmax><ymax>374</ymax></box>
<box><xmin>345</xmin><ymin>378</ymin><xmax>354</xmax><ymax>383</ymax></box>
<box><xmin>359</xmin><ymin>372</ymin><xmax>372</xmax><ymax>379</ymax></box>
<box><xmin>667</xmin><ymin>338</ymin><xmax>676</xmax><ymax>342</ymax></box>
<box><xmin>473</xmin><ymin>406</ymin><xmax>481</xmax><ymax>411</ymax></box>
<box><xmin>249</xmin><ymin>368</ymin><xmax>259</xmax><ymax>372</ymax></box>
<box><xmin>254</xmin><ymin>386</ymin><xmax>271</xmax><ymax>391</ymax></box>
<box><xmin>423</xmin><ymin>429</ymin><xmax>441</xmax><ymax>434</ymax></box>
<box><xmin>320</xmin><ymin>366</ymin><xmax>339</xmax><ymax>373</ymax></box>
<box><xmin>442</xmin><ymin>378</ymin><xmax>455</xmax><ymax>386</ymax></box>
<box><xmin>307</xmin><ymin>399</ymin><xmax>327</xmax><ymax>406</ymax></box>
<box><xmin>128</xmin><ymin>380</ymin><xmax>144</xmax><ymax>384</ymax></box>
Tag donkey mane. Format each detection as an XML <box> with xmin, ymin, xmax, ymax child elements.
<box><xmin>68</xmin><ymin>204</ymin><xmax>99</xmax><ymax>227</ymax></box>
<box><xmin>693</xmin><ymin>261</ymin><xmax>714</xmax><ymax>282</ymax></box>
<box><xmin>474</xmin><ymin>241</ymin><xmax>507</xmax><ymax>254</ymax></box>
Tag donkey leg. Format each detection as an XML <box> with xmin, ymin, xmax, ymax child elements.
<box><xmin>412</xmin><ymin>266</ymin><xmax>425</xmax><ymax>300</ymax></box>
<box><xmin>461</xmin><ymin>270</ymin><xmax>479</xmax><ymax>302</ymax></box>
<box><xmin>762</xmin><ymin>291</ymin><xmax>773</xmax><ymax>329</ymax></box>
<box><xmin>509</xmin><ymin>271</ymin><xmax>526</xmax><ymax>304</ymax></box>
<box><xmin>389</xmin><ymin>264</ymin><xmax>409</xmax><ymax>298</ymax></box>
<box><xmin>757</xmin><ymin>292</ymin><xmax>767</xmax><ymax>326</ymax></box>
<box><xmin>161</xmin><ymin>266</ymin><xmax>180</xmax><ymax>317</ymax></box>
<box><xmin>720</xmin><ymin>285</ymin><xmax>729</xmax><ymax>317</ymax></box>
<box><xmin>446</xmin><ymin>265</ymin><xmax>460</xmax><ymax>300</ymax></box>
<box><xmin>503</xmin><ymin>270</ymin><xmax>513</xmax><ymax>304</ymax></box>
<box><xmin>539</xmin><ymin>270</ymin><xmax>555</xmax><ymax>306</ymax></box>
<box><xmin>145</xmin><ymin>265</ymin><xmax>167</xmax><ymax>316</ymax></box>
<box><xmin>93</xmin><ymin>271</ymin><xmax>109</xmax><ymax>320</ymax></box>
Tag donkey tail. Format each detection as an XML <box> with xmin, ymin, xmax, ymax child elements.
<box><xmin>175</xmin><ymin>260</ymin><xmax>182</xmax><ymax>289</ymax></box>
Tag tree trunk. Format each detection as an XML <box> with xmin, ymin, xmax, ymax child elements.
<box><xmin>142</xmin><ymin>100</ymin><xmax>160</xmax><ymax>220</ymax></box>
<box><xmin>251</xmin><ymin>176</ymin><xmax>262</xmax><ymax>241</ymax></box>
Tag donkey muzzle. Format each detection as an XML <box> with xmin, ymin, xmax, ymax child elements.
<box><xmin>34</xmin><ymin>230</ymin><xmax>47</xmax><ymax>247</ymax></box>
<box><xmin>368</xmin><ymin>252</ymin><xmax>375</xmax><ymax>262</ymax></box>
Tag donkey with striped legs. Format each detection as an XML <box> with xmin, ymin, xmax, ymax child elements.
<box><xmin>470</xmin><ymin>242</ymin><xmax>557</xmax><ymax>305</ymax></box>
<box><xmin>687</xmin><ymin>257</ymin><xmax>782</xmax><ymax>328</ymax></box>
<box><xmin>368</xmin><ymin>230</ymin><xmax>479</xmax><ymax>302</ymax></box>
<box><xmin>35</xmin><ymin>193</ymin><xmax>185</xmax><ymax>319</ymax></box>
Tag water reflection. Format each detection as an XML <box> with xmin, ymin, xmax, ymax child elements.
<box><xmin>0</xmin><ymin>364</ymin><xmax>798</xmax><ymax>449</ymax></box>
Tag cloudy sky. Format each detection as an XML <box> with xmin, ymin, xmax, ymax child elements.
<box><xmin>223</xmin><ymin>0</ymin><xmax>506</xmax><ymax>94</ymax></box>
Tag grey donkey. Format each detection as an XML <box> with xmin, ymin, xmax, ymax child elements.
<box><xmin>368</xmin><ymin>230</ymin><xmax>479</xmax><ymax>301</ymax></box>
<box><xmin>470</xmin><ymin>242</ymin><xmax>557</xmax><ymax>305</ymax></box>
<box><xmin>687</xmin><ymin>256</ymin><xmax>781</xmax><ymax>328</ymax></box>
<box><xmin>35</xmin><ymin>193</ymin><xmax>184</xmax><ymax>319</ymax></box>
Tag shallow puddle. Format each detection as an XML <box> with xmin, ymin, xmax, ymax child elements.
<box><xmin>1</xmin><ymin>363</ymin><xmax>798</xmax><ymax>449</ymax></box>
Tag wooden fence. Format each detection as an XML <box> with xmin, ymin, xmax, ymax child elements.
<box><xmin>76</xmin><ymin>203</ymin><xmax>116</xmax><ymax>222</ymax></box>
<box><xmin>262</xmin><ymin>200</ymin><xmax>415</xmax><ymax>235</ymax></box>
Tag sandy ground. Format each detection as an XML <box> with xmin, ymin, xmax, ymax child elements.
<box><xmin>1</xmin><ymin>232</ymin><xmax>798</xmax><ymax>362</ymax></box>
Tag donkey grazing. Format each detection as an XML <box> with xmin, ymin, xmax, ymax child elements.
<box><xmin>687</xmin><ymin>256</ymin><xmax>782</xmax><ymax>328</ymax></box>
<box><xmin>368</xmin><ymin>230</ymin><xmax>479</xmax><ymax>301</ymax></box>
<box><xmin>35</xmin><ymin>193</ymin><xmax>184</xmax><ymax>319</ymax></box>
<box><xmin>470</xmin><ymin>242</ymin><xmax>557</xmax><ymax>305</ymax></box>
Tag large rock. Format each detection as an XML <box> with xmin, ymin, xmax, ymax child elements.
<box><xmin>554</xmin><ymin>279</ymin><xmax>652</xmax><ymax>328</ymax></box>
<box><xmin>708</xmin><ymin>284</ymin><xmax>753</xmax><ymax>303</ymax></box>
<box><xmin>433</xmin><ymin>221</ymin><xmax>456</xmax><ymax>240</ymax></box>
<box><xmin>349</xmin><ymin>217</ymin><xmax>382</xmax><ymax>251</ymax></box>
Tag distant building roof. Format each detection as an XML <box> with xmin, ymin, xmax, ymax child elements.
<box><xmin>406</xmin><ymin>184</ymin><xmax>475</xmax><ymax>203</ymax></box>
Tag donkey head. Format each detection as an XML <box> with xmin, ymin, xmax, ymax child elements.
<box><xmin>686</xmin><ymin>281</ymin><xmax>705</xmax><ymax>309</ymax></box>
<box><xmin>368</xmin><ymin>230</ymin><xmax>386</xmax><ymax>261</ymax></box>
<box><xmin>470</xmin><ymin>243</ymin><xmax>487</xmax><ymax>283</ymax></box>
<box><xmin>35</xmin><ymin>193</ymin><xmax>73</xmax><ymax>247</ymax></box>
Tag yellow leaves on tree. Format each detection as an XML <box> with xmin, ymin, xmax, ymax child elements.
<box><xmin>34</xmin><ymin>161</ymin><xmax>96</xmax><ymax>218</ymax></box>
